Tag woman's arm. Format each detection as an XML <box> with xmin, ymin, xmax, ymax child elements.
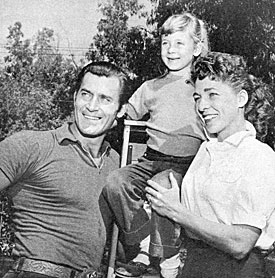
<box><xmin>146</xmin><ymin>172</ymin><xmax>261</xmax><ymax>260</ymax></box>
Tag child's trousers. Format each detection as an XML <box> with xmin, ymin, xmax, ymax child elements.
<box><xmin>102</xmin><ymin>147</ymin><xmax>194</xmax><ymax>258</ymax></box>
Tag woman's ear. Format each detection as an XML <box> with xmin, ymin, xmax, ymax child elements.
<box><xmin>193</xmin><ymin>42</ymin><xmax>203</xmax><ymax>57</ymax></box>
<box><xmin>238</xmin><ymin>89</ymin><xmax>248</xmax><ymax>108</ymax></box>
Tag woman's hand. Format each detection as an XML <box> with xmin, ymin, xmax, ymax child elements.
<box><xmin>145</xmin><ymin>172</ymin><xmax>182</xmax><ymax>220</ymax></box>
<box><xmin>146</xmin><ymin>172</ymin><xmax>261</xmax><ymax>259</ymax></box>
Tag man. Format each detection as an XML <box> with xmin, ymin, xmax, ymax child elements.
<box><xmin>1</xmin><ymin>61</ymin><xmax>128</xmax><ymax>278</ymax></box>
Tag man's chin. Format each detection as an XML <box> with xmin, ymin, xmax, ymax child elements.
<box><xmin>76</xmin><ymin>124</ymin><xmax>104</xmax><ymax>138</ymax></box>
<box><xmin>81</xmin><ymin>130</ymin><xmax>105</xmax><ymax>138</ymax></box>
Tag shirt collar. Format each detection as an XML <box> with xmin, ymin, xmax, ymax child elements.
<box><xmin>56</xmin><ymin>122</ymin><xmax>77</xmax><ymax>143</ymax></box>
<box><xmin>55</xmin><ymin>122</ymin><xmax>111</xmax><ymax>157</ymax></box>
<box><xmin>207</xmin><ymin>121</ymin><xmax>256</xmax><ymax>148</ymax></box>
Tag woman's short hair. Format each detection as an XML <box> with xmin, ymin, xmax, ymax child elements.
<box><xmin>191</xmin><ymin>51</ymin><xmax>275</xmax><ymax>143</ymax></box>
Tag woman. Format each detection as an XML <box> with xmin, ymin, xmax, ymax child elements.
<box><xmin>146</xmin><ymin>52</ymin><xmax>275</xmax><ymax>277</ymax></box>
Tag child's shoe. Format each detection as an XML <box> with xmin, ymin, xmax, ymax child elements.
<box><xmin>159</xmin><ymin>253</ymin><xmax>180</xmax><ymax>278</ymax></box>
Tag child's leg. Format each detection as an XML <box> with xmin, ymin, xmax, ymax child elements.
<box><xmin>102</xmin><ymin>159</ymin><xmax>154</xmax><ymax>246</ymax></box>
<box><xmin>115</xmin><ymin>168</ymin><xmax>184</xmax><ymax>278</ymax></box>
<box><xmin>160</xmin><ymin>253</ymin><xmax>181</xmax><ymax>278</ymax></box>
<box><xmin>104</xmin><ymin>155</ymin><xmax>193</xmax><ymax>277</ymax></box>
<box><xmin>149</xmin><ymin>169</ymin><xmax>183</xmax><ymax>278</ymax></box>
<box><xmin>103</xmin><ymin>159</ymin><xmax>155</xmax><ymax>277</ymax></box>
<box><xmin>132</xmin><ymin>235</ymin><xmax>151</xmax><ymax>265</ymax></box>
<box><xmin>148</xmin><ymin>156</ymin><xmax>194</xmax><ymax>277</ymax></box>
<box><xmin>149</xmin><ymin>169</ymin><xmax>183</xmax><ymax>258</ymax></box>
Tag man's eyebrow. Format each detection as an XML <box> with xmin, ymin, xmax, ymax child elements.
<box><xmin>79</xmin><ymin>88</ymin><xmax>114</xmax><ymax>100</ymax></box>
<box><xmin>99</xmin><ymin>93</ymin><xmax>113</xmax><ymax>100</ymax></box>
<box><xmin>80</xmin><ymin>88</ymin><xmax>92</xmax><ymax>93</ymax></box>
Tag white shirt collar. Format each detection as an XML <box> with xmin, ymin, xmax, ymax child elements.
<box><xmin>207</xmin><ymin>121</ymin><xmax>256</xmax><ymax>147</ymax></box>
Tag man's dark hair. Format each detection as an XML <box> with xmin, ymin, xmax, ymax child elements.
<box><xmin>74</xmin><ymin>61</ymin><xmax>130</xmax><ymax>109</ymax></box>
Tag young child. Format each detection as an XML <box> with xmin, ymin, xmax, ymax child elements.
<box><xmin>102</xmin><ymin>12</ymin><xmax>209</xmax><ymax>278</ymax></box>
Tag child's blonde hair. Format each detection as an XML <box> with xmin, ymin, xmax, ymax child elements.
<box><xmin>160</xmin><ymin>12</ymin><xmax>209</xmax><ymax>56</ymax></box>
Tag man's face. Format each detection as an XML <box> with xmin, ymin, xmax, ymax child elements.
<box><xmin>74</xmin><ymin>72</ymin><xmax>121</xmax><ymax>137</ymax></box>
<box><xmin>194</xmin><ymin>77</ymin><xmax>242</xmax><ymax>141</ymax></box>
<box><xmin>161</xmin><ymin>31</ymin><xmax>199</xmax><ymax>75</ymax></box>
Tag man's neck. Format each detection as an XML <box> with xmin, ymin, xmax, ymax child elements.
<box><xmin>71</xmin><ymin>122</ymin><xmax>106</xmax><ymax>158</ymax></box>
<box><xmin>81</xmin><ymin>136</ymin><xmax>105</xmax><ymax>158</ymax></box>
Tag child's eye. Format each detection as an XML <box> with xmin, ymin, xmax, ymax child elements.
<box><xmin>209</xmin><ymin>92</ymin><xmax>218</xmax><ymax>98</ymax></box>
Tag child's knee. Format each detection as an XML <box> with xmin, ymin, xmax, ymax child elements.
<box><xmin>150</xmin><ymin>169</ymin><xmax>182</xmax><ymax>189</ymax></box>
<box><xmin>106</xmin><ymin>168</ymin><xmax>128</xmax><ymax>191</ymax></box>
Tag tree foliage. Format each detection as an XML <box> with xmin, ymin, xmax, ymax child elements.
<box><xmin>86</xmin><ymin>0</ymin><xmax>144</xmax><ymax>62</ymax></box>
<box><xmin>88</xmin><ymin>0</ymin><xmax>275</xmax><ymax>147</ymax></box>
<box><xmin>0</xmin><ymin>22</ymin><xmax>77</xmax><ymax>140</ymax></box>
<box><xmin>86</xmin><ymin>0</ymin><xmax>164</xmax><ymax>88</ymax></box>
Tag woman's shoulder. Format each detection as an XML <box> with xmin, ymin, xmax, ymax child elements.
<box><xmin>245</xmin><ymin>136</ymin><xmax>274</xmax><ymax>154</ymax></box>
<box><xmin>242</xmin><ymin>137</ymin><xmax>275</xmax><ymax>168</ymax></box>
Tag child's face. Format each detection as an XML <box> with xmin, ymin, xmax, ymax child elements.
<box><xmin>161</xmin><ymin>30</ymin><xmax>199</xmax><ymax>75</ymax></box>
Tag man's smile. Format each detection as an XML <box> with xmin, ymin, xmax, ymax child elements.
<box><xmin>83</xmin><ymin>113</ymin><xmax>102</xmax><ymax>121</ymax></box>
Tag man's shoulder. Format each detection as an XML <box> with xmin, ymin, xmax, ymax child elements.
<box><xmin>0</xmin><ymin>129</ymin><xmax>60</xmax><ymax>159</ymax></box>
<box><xmin>0</xmin><ymin>130</ymin><xmax>58</xmax><ymax>169</ymax></box>
<box><xmin>3</xmin><ymin>129</ymin><xmax>54</xmax><ymax>144</ymax></box>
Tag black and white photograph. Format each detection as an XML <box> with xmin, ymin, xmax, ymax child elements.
<box><xmin>0</xmin><ymin>0</ymin><xmax>275</xmax><ymax>277</ymax></box>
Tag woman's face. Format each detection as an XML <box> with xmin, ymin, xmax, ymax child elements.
<box><xmin>193</xmin><ymin>77</ymin><xmax>246</xmax><ymax>141</ymax></box>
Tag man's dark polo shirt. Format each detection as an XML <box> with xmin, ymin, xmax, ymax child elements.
<box><xmin>0</xmin><ymin>122</ymin><xmax>120</xmax><ymax>271</ymax></box>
